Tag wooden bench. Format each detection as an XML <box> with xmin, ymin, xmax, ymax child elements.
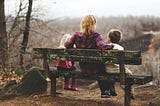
<box><xmin>32</xmin><ymin>48</ymin><xmax>153</xmax><ymax>106</ymax></box>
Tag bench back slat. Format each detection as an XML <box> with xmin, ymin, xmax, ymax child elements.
<box><xmin>33</xmin><ymin>48</ymin><xmax>142</xmax><ymax>65</ymax></box>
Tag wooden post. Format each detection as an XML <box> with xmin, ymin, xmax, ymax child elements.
<box><xmin>118</xmin><ymin>51</ymin><xmax>125</xmax><ymax>85</ymax></box>
<box><xmin>118</xmin><ymin>51</ymin><xmax>130</xmax><ymax>106</ymax></box>
<box><xmin>43</xmin><ymin>53</ymin><xmax>56</xmax><ymax>96</ymax></box>
<box><xmin>51</xmin><ymin>76</ymin><xmax>56</xmax><ymax>96</ymax></box>
<box><xmin>125</xmin><ymin>79</ymin><xmax>134</xmax><ymax>106</ymax></box>
<box><xmin>43</xmin><ymin>53</ymin><xmax>50</xmax><ymax>77</ymax></box>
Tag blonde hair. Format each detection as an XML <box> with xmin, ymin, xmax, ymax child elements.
<box><xmin>107</xmin><ymin>29</ymin><xmax>123</xmax><ymax>43</ymax></box>
<box><xmin>80</xmin><ymin>15</ymin><xmax>97</xmax><ymax>36</ymax></box>
<box><xmin>58</xmin><ymin>34</ymin><xmax>71</xmax><ymax>48</ymax></box>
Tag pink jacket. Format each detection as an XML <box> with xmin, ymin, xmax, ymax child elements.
<box><xmin>55</xmin><ymin>60</ymin><xmax>72</xmax><ymax>69</ymax></box>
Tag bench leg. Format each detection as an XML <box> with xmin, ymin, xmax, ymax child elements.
<box><xmin>51</xmin><ymin>76</ymin><xmax>56</xmax><ymax>97</ymax></box>
<box><xmin>125</xmin><ymin>79</ymin><xmax>134</xmax><ymax>106</ymax></box>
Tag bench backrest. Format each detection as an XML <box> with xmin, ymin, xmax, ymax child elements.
<box><xmin>33</xmin><ymin>48</ymin><xmax>142</xmax><ymax>65</ymax></box>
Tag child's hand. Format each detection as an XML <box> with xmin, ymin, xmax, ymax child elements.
<box><xmin>106</xmin><ymin>44</ymin><xmax>114</xmax><ymax>50</ymax></box>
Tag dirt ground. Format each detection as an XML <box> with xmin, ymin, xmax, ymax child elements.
<box><xmin>0</xmin><ymin>79</ymin><xmax>159</xmax><ymax>106</ymax></box>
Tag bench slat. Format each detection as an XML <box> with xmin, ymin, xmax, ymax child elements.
<box><xmin>33</xmin><ymin>48</ymin><xmax>142</xmax><ymax>65</ymax></box>
<box><xmin>49</xmin><ymin>70</ymin><xmax>152</xmax><ymax>85</ymax></box>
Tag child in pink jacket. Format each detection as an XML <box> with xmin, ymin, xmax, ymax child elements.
<box><xmin>55</xmin><ymin>34</ymin><xmax>77</xmax><ymax>91</ymax></box>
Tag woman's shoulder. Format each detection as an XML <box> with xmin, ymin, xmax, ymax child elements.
<box><xmin>93</xmin><ymin>31</ymin><xmax>101</xmax><ymax>36</ymax></box>
<box><xmin>91</xmin><ymin>32</ymin><xmax>103</xmax><ymax>39</ymax></box>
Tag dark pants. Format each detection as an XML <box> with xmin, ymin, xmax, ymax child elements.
<box><xmin>95</xmin><ymin>63</ymin><xmax>115</xmax><ymax>94</ymax></box>
<box><xmin>80</xmin><ymin>62</ymin><xmax>111</xmax><ymax>94</ymax></box>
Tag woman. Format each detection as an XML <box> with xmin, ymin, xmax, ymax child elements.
<box><xmin>64</xmin><ymin>15</ymin><xmax>113</xmax><ymax>98</ymax></box>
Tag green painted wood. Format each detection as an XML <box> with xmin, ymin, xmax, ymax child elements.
<box><xmin>32</xmin><ymin>48</ymin><xmax>142</xmax><ymax>65</ymax></box>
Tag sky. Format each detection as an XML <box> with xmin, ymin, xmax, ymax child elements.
<box><xmin>5</xmin><ymin>0</ymin><xmax>160</xmax><ymax>20</ymax></box>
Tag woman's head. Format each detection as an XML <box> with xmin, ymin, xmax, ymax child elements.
<box><xmin>80</xmin><ymin>15</ymin><xmax>97</xmax><ymax>36</ymax></box>
<box><xmin>107</xmin><ymin>29</ymin><xmax>122</xmax><ymax>43</ymax></box>
<box><xmin>58</xmin><ymin>34</ymin><xmax>71</xmax><ymax>48</ymax></box>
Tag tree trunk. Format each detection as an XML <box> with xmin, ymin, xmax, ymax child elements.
<box><xmin>0</xmin><ymin>0</ymin><xmax>8</xmax><ymax>67</ymax></box>
<box><xmin>19</xmin><ymin>0</ymin><xmax>33</xmax><ymax>68</ymax></box>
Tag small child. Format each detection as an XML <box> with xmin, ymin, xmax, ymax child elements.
<box><xmin>55</xmin><ymin>34</ymin><xmax>77</xmax><ymax>91</ymax></box>
<box><xmin>106</xmin><ymin>29</ymin><xmax>132</xmax><ymax>96</ymax></box>
<box><xmin>107</xmin><ymin>29</ymin><xmax>132</xmax><ymax>74</ymax></box>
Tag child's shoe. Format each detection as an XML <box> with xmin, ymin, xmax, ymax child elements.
<box><xmin>64</xmin><ymin>78</ymin><xmax>71</xmax><ymax>90</ymax></box>
<box><xmin>110</xmin><ymin>91</ymin><xmax>117</xmax><ymax>96</ymax></box>
<box><xmin>71</xmin><ymin>87</ymin><xmax>78</xmax><ymax>91</ymax></box>
<box><xmin>101</xmin><ymin>91</ymin><xmax>111</xmax><ymax>98</ymax></box>
<box><xmin>71</xmin><ymin>78</ymin><xmax>78</xmax><ymax>91</ymax></box>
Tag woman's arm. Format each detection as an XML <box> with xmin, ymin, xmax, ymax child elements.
<box><xmin>96</xmin><ymin>34</ymin><xmax>114</xmax><ymax>50</ymax></box>
<box><xmin>64</xmin><ymin>34</ymin><xmax>76</xmax><ymax>48</ymax></box>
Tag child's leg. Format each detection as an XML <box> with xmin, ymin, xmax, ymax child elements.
<box><xmin>64</xmin><ymin>77</ymin><xmax>71</xmax><ymax>90</ymax></box>
<box><xmin>71</xmin><ymin>78</ymin><xmax>78</xmax><ymax>91</ymax></box>
<box><xmin>98</xmin><ymin>80</ymin><xmax>111</xmax><ymax>98</ymax></box>
<box><xmin>109</xmin><ymin>80</ymin><xmax>117</xmax><ymax>96</ymax></box>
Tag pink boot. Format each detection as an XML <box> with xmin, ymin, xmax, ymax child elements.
<box><xmin>64</xmin><ymin>78</ymin><xmax>71</xmax><ymax>90</ymax></box>
<box><xmin>71</xmin><ymin>78</ymin><xmax>78</xmax><ymax>91</ymax></box>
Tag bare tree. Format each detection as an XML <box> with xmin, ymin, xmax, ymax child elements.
<box><xmin>19</xmin><ymin>0</ymin><xmax>33</xmax><ymax>68</ymax></box>
<box><xmin>0</xmin><ymin>0</ymin><xmax>8</xmax><ymax>67</ymax></box>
